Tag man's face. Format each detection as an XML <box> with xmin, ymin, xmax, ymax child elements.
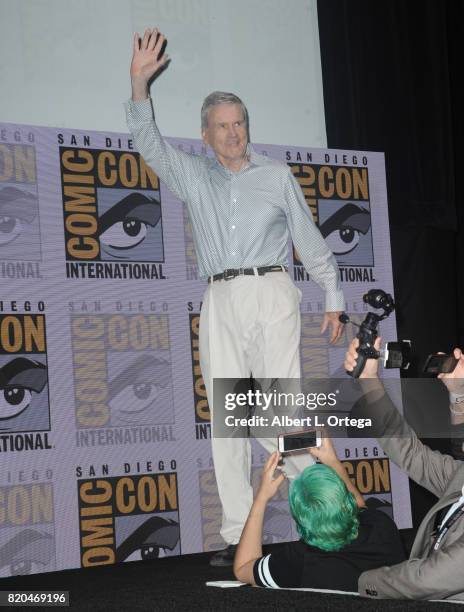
<box><xmin>202</xmin><ymin>103</ymin><xmax>248</xmax><ymax>168</ymax></box>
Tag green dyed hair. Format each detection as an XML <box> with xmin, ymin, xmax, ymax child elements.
<box><xmin>289</xmin><ymin>464</ymin><xmax>359</xmax><ymax>552</ymax></box>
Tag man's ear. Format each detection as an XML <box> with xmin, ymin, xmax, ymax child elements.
<box><xmin>201</xmin><ymin>129</ymin><xmax>209</xmax><ymax>146</ymax></box>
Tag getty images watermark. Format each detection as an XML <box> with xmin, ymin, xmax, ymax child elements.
<box><xmin>214</xmin><ymin>377</ymin><xmax>464</xmax><ymax>439</ymax></box>
<box><xmin>222</xmin><ymin>387</ymin><xmax>372</xmax><ymax>430</ymax></box>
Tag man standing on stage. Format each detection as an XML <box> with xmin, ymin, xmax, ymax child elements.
<box><xmin>125</xmin><ymin>28</ymin><xmax>345</xmax><ymax>566</ymax></box>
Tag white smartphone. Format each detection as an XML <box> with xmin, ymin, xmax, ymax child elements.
<box><xmin>277</xmin><ymin>429</ymin><xmax>321</xmax><ymax>453</ymax></box>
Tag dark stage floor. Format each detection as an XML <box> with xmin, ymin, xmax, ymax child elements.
<box><xmin>0</xmin><ymin>541</ymin><xmax>462</xmax><ymax>611</ymax></box>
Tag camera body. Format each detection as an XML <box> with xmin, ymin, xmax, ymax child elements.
<box><xmin>341</xmin><ymin>289</ymin><xmax>396</xmax><ymax>378</ymax></box>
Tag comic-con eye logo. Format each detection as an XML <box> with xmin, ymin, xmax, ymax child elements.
<box><xmin>71</xmin><ymin>314</ymin><xmax>173</xmax><ymax>429</ymax></box>
<box><xmin>78</xmin><ymin>473</ymin><xmax>180</xmax><ymax>567</ymax></box>
<box><xmin>289</xmin><ymin>164</ymin><xmax>374</xmax><ymax>267</ymax></box>
<box><xmin>60</xmin><ymin>148</ymin><xmax>164</xmax><ymax>272</ymax></box>
<box><xmin>97</xmin><ymin>192</ymin><xmax>161</xmax><ymax>260</ymax></box>
<box><xmin>0</xmin><ymin>483</ymin><xmax>55</xmax><ymax>577</ymax></box>
<box><xmin>0</xmin><ymin>358</ymin><xmax>47</xmax><ymax>422</ymax></box>
<box><xmin>107</xmin><ymin>353</ymin><xmax>171</xmax><ymax>426</ymax></box>
<box><xmin>0</xmin><ymin>144</ymin><xmax>40</xmax><ymax>261</ymax></box>
<box><xmin>0</xmin><ymin>315</ymin><xmax>50</xmax><ymax>433</ymax></box>
<box><xmin>319</xmin><ymin>201</ymin><xmax>372</xmax><ymax>266</ymax></box>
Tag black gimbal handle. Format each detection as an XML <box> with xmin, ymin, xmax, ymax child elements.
<box><xmin>349</xmin><ymin>344</ymin><xmax>380</xmax><ymax>378</ymax></box>
<box><xmin>350</xmin><ymin>351</ymin><xmax>368</xmax><ymax>378</ymax></box>
<box><xmin>340</xmin><ymin>313</ymin><xmax>380</xmax><ymax>378</ymax></box>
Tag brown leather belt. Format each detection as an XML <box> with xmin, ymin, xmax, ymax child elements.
<box><xmin>208</xmin><ymin>265</ymin><xmax>287</xmax><ymax>283</ymax></box>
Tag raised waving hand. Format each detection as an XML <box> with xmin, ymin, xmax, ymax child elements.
<box><xmin>131</xmin><ymin>28</ymin><xmax>169</xmax><ymax>100</ymax></box>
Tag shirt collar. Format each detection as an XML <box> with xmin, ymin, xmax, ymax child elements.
<box><xmin>211</xmin><ymin>143</ymin><xmax>264</xmax><ymax>176</ymax></box>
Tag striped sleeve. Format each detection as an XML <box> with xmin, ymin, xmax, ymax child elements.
<box><xmin>253</xmin><ymin>555</ymin><xmax>280</xmax><ymax>588</ymax></box>
<box><xmin>283</xmin><ymin>169</ymin><xmax>344</xmax><ymax>312</ymax></box>
<box><xmin>124</xmin><ymin>97</ymin><xmax>206</xmax><ymax>204</ymax></box>
<box><xmin>252</xmin><ymin>548</ymin><xmax>303</xmax><ymax>589</ymax></box>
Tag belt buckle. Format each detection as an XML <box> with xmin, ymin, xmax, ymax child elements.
<box><xmin>223</xmin><ymin>269</ymin><xmax>237</xmax><ymax>281</ymax></box>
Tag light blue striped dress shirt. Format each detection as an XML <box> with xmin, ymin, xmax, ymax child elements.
<box><xmin>125</xmin><ymin>98</ymin><xmax>344</xmax><ymax>311</ymax></box>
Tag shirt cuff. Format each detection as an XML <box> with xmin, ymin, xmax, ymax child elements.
<box><xmin>325</xmin><ymin>288</ymin><xmax>345</xmax><ymax>312</ymax></box>
<box><xmin>124</xmin><ymin>97</ymin><xmax>154</xmax><ymax>125</ymax></box>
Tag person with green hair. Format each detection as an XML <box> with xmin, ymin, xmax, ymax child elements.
<box><xmin>289</xmin><ymin>462</ymin><xmax>361</xmax><ymax>554</ymax></box>
<box><xmin>233</xmin><ymin>438</ymin><xmax>405</xmax><ymax>591</ymax></box>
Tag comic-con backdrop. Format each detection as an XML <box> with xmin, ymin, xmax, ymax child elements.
<box><xmin>0</xmin><ymin>123</ymin><xmax>411</xmax><ymax>576</ymax></box>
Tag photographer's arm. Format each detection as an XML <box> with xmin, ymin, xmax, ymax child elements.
<box><xmin>359</xmin><ymin>537</ymin><xmax>464</xmax><ymax>600</ymax></box>
<box><xmin>439</xmin><ymin>348</ymin><xmax>464</xmax><ymax>458</ymax></box>
<box><xmin>233</xmin><ymin>451</ymin><xmax>285</xmax><ymax>585</ymax></box>
<box><xmin>309</xmin><ymin>436</ymin><xmax>366</xmax><ymax>508</ymax></box>
<box><xmin>345</xmin><ymin>339</ymin><xmax>460</xmax><ymax>498</ymax></box>
<box><xmin>438</xmin><ymin>348</ymin><xmax>464</xmax><ymax>426</ymax></box>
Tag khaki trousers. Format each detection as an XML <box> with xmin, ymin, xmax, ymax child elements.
<box><xmin>199</xmin><ymin>271</ymin><xmax>315</xmax><ymax>544</ymax></box>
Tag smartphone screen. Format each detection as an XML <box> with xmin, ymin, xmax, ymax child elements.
<box><xmin>423</xmin><ymin>354</ymin><xmax>458</xmax><ymax>374</ymax></box>
<box><xmin>279</xmin><ymin>430</ymin><xmax>319</xmax><ymax>452</ymax></box>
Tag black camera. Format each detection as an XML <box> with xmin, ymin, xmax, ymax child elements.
<box><xmin>340</xmin><ymin>289</ymin><xmax>411</xmax><ymax>378</ymax></box>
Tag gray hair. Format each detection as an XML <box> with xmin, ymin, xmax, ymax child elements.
<box><xmin>201</xmin><ymin>91</ymin><xmax>249</xmax><ymax>136</ymax></box>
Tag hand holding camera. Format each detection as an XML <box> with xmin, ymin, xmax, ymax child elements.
<box><xmin>340</xmin><ymin>289</ymin><xmax>410</xmax><ymax>378</ymax></box>
<box><xmin>344</xmin><ymin>337</ymin><xmax>382</xmax><ymax>378</ymax></box>
<box><xmin>436</xmin><ymin>348</ymin><xmax>464</xmax><ymax>417</ymax></box>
